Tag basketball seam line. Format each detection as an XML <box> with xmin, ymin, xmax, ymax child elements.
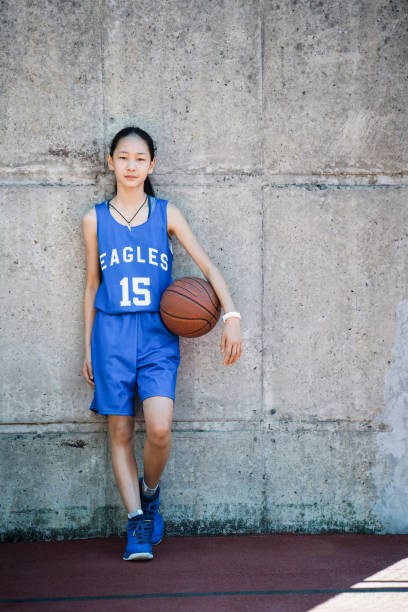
<box><xmin>181</xmin><ymin>278</ymin><xmax>219</xmax><ymax>310</ymax></box>
<box><xmin>164</xmin><ymin>290</ymin><xmax>218</xmax><ymax>321</ymax></box>
<box><xmin>161</xmin><ymin>311</ymin><xmax>211</xmax><ymax>323</ymax></box>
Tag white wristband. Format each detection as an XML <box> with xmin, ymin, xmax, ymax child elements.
<box><xmin>222</xmin><ymin>311</ymin><xmax>241</xmax><ymax>323</ymax></box>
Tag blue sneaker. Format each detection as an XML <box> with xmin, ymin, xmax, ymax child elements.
<box><xmin>139</xmin><ymin>477</ymin><xmax>165</xmax><ymax>545</ymax></box>
<box><xmin>123</xmin><ymin>513</ymin><xmax>154</xmax><ymax>561</ymax></box>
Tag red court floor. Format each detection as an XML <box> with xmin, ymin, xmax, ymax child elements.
<box><xmin>1</xmin><ymin>533</ymin><xmax>408</xmax><ymax>611</ymax></box>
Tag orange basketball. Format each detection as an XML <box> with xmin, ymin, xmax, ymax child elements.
<box><xmin>160</xmin><ymin>277</ymin><xmax>221</xmax><ymax>338</ymax></box>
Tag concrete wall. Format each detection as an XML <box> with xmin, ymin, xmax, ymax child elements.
<box><xmin>1</xmin><ymin>0</ymin><xmax>408</xmax><ymax>541</ymax></box>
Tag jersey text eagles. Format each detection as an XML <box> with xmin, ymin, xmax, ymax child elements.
<box><xmin>100</xmin><ymin>245</ymin><xmax>168</xmax><ymax>271</ymax></box>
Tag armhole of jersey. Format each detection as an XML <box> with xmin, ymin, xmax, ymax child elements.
<box><xmin>94</xmin><ymin>204</ymin><xmax>99</xmax><ymax>245</ymax></box>
<box><xmin>149</xmin><ymin>195</ymin><xmax>155</xmax><ymax>218</ymax></box>
<box><xmin>164</xmin><ymin>199</ymin><xmax>174</xmax><ymax>255</ymax></box>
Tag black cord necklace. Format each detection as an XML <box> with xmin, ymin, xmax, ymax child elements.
<box><xmin>109</xmin><ymin>194</ymin><xmax>148</xmax><ymax>231</ymax></box>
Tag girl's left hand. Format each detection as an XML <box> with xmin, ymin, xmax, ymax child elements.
<box><xmin>220</xmin><ymin>318</ymin><xmax>243</xmax><ymax>366</ymax></box>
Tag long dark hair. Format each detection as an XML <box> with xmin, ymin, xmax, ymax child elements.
<box><xmin>109</xmin><ymin>127</ymin><xmax>156</xmax><ymax>196</ymax></box>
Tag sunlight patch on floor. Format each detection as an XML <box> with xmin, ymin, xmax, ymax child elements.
<box><xmin>308</xmin><ymin>558</ymin><xmax>408</xmax><ymax>611</ymax></box>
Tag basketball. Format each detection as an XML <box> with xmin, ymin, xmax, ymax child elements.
<box><xmin>160</xmin><ymin>277</ymin><xmax>221</xmax><ymax>338</ymax></box>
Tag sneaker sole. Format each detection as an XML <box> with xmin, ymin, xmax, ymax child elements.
<box><xmin>123</xmin><ymin>552</ymin><xmax>153</xmax><ymax>561</ymax></box>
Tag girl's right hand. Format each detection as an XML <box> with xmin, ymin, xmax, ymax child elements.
<box><xmin>83</xmin><ymin>355</ymin><xmax>95</xmax><ymax>388</ymax></box>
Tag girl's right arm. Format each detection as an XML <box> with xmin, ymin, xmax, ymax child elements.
<box><xmin>82</xmin><ymin>207</ymin><xmax>101</xmax><ymax>388</ymax></box>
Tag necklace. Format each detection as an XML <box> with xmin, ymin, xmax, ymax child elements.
<box><xmin>109</xmin><ymin>194</ymin><xmax>148</xmax><ymax>231</ymax></box>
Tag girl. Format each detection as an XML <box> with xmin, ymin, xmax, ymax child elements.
<box><xmin>82</xmin><ymin>126</ymin><xmax>242</xmax><ymax>561</ymax></box>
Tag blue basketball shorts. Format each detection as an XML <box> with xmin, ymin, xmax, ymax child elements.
<box><xmin>89</xmin><ymin>309</ymin><xmax>180</xmax><ymax>416</ymax></box>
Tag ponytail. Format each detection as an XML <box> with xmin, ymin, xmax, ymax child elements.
<box><xmin>144</xmin><ymin>175</ymin><xmax>155</xmax><ymax>197</ymax></box>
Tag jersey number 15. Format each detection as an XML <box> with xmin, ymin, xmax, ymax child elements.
<box><xmin>120</xmin><ymin>277</ymin><xmax>151</xmax><ymax>307</ymax></box>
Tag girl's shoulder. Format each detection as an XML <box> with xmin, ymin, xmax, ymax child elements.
<box><xmin>82</xmin><ymin>200</ymin><xmax>106</xmax><ymax>221</ymax></box>
<box><xmin>82</xmin><ymin>200</ymin><xmax>107</xmax><ymax>233</ymax></box>
<box><xmin>165</xmin><ymin>200</ymin><xmax>179</xmax><ymax>213</ymax></box>
<box><xmin>166</xmin><ymin>201</ymin><xmax>189</xmax><ymax>238</ymax></box>
<box><xmin>154</xmin><ymin>197</ymin><xmax>180</xmax><ymax>217</ymax></box>
<box><xmin>165</xmin><ymin>200</ymin><xmax>180</xmax><ymax>220</ymax></box>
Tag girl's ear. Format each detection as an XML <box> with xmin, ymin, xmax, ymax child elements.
<box><xmin>107</xmin><ymin>153</ymin><xmax>114</xmax><ymax>171</ymax></box>
<box><xmin>148</xmin><ymin>156</ymin><xmax>157</xmax><ymax>174</ymax></box>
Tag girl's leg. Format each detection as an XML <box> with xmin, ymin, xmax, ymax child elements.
<box><xmin>108</xmin><ymin>414</ymin><xmax>142</xmax><ymax>513</ymax></box>
<box><xmin>142</xmin><ymin>396</ymin><xmax>174</xmax><ymax>488</ymax></box>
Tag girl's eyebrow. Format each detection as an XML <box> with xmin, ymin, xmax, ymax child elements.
<box><xmin>118</xmin><ymin>150</ymin><xmax>147</xmax><ymax>155</ymax></box>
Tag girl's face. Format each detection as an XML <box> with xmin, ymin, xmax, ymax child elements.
<box><xmin>107</xmin><ymin>135</ymin><xmax>156</xmax><ymax>190</ymax></box>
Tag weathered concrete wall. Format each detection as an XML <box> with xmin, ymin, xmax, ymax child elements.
<box><xmin>1</xmin><ymin>0</ymin><xmax>408</xmax><ymax>541</ymax></box>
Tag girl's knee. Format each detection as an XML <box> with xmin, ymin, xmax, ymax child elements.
<box><xmin>146</xmin><ymin>423</ymin><xmax>171</xmax><ymax>448</ymax></box>
<box><xmin>108</xmin><ymin>417</ymin><xmax>134</xmax><ymax>447</ymax></box>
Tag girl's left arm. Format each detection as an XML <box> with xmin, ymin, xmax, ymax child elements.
<box><xmin>167</xmin><ymin>203</ymin><xmax>242</xmax><ymax>366</ymax></box>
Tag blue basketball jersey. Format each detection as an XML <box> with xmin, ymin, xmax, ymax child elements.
<box><xmin>93</xmin><ymin>195</ymin><xmax>174</xmax><ymax>314</ymax></box>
